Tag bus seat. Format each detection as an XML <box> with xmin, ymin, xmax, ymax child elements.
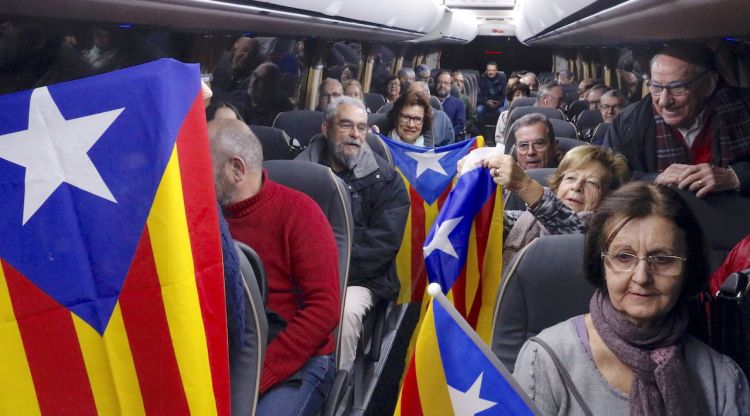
<box><xmin>429</xmin><ymin>95</ymin><xmax>443</xmax><ymax>111</ymax></box>
<box><xmin>556</xmin><ymin>137</ymin><xmax>587</xmax><ymax>153</ymax></box>
<box><xmin>676</xmin><ymin>189</ymin><xmax>750</xmax><ymax>273</ymax></box>
<box><xmin>249</xmin><ymin>125</ymin><xmax>295</xmax><ymax>161</ymax></box>
<box><xmin>234</xmin><ymin>240</ymin><xmax>268</xmax><ymax>304</ymax></box>
<box><xmin>272</xmin><ymin>110</ymin><xmax>324</xmax><ymax>149</ymax></box>
<box><xmin>364</xmin><ymin>93</ymin><xmax>386</xmax><ymax>113</ymax></box>
<box><xmin>364</xmin><ymin>133</ymin><xmax>394</xmax><ymax>166</ymax></box>
<box><xmin>508</xmin><ymin>97</ymin><xmax>536</xmax><ymax>112</ymax></box>
<box><xmin>591</xmin><ymin>122</ymin><xmax>610</xmax><ymax>145</ymax></box>
<box><xmin>367</xmin><ymin>112</ymin><xmax>388</xmax><ymax>135</ymax></box>
<box><xmin>550</xmin><ymin>119</ymin><xmax>579</xmax><ymax>139</ymax></box>
<box><xmin>565</xmin><ymin>99</ymin><xmax>590</xmax><ymax>122</ymax></box>
<box><xmin>506</xmin><ymin>106</ymin><xmax>565</xmax><ymax>132</ymax></box>
<box><xmin>503</xmin><ymin>168</ymin><xmax>556</xmax><ymax>211</ymax></box>
<box><xmin>230</xmin><ymin>240</ymin><xmax>268</xmax><ymax>416</ymax></box>
<box><xmin>491</xmin><ymin>233</ymin><xmax>594</xmax><ymax>372</ymax></box>
<box><xmin>263</xmin><ymin>160</ymin><xmax>354</xmax><ymax>416</ymax></box>
<box><xmin>575</xmin><ymin>109</ymin><xmax>603</xmax><ymax>135</ymax></box>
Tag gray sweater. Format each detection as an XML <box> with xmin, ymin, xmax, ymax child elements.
<box><xmin>513</xmin><ymin>317</ymin><xmax>750</xmax><ymax>416</ymax></box>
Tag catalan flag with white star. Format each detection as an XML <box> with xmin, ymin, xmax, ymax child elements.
<box><xmin>394</xmin><ymin>283</ymin><xmax>539</xmax><ymax>416</ymax></box>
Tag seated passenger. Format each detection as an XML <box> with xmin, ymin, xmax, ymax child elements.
<box><xmin>342</xmin><ymin>79</ymin><xmax>370</xmax><ymax>112</ymax></box>
<box><xmin>397</xmin><ymin>67</ymin><xmax>416</xmax><ymax>92</ymax></box>
<box><xmin>434</xmin><ymin>70</ymin><xmax>466</xmax><ymax>137</ymax></box>
<box><xmin>494</xmin><ymin>82</ymin><xmax>531</xmax><ymax>145</ymax></box>
<box><xmin>316</xmin><ymin>78</ymin><xmax>344</xmax><ymax>111</ymax></box>
<box><xmin>407</xmin><ymin>81</ymin><xmax>455</xmax><ymax>146</ymax></box>
<box><xmin>238</xmin><ymin>62</ymin><xmax>294</xmax><ymax>127</ymax></box>
<box><xmin>604</xmin><ymin>44</ymin><xmax>750</xmax><ymax>196</ymax></box>
<box><xmin>384</xmin><ymin>92</ymin><xmax>434</xmax><ymax>147</ymax></box>
<box><xmin>295</xmin><ymin>96</ymin><xmax>410</xmax><ymax>370</ymax></box>
<box><xmin>510</xmin><ymin>113</ymin><xmax>561</xmax><ymax>170</ymax></box>
<box><xmin>383</xmin><ymin>75</ymin><xmax>401</xmax><ymax>105</ymax></box>
<box><xmin>513</xmin><ymin>182</ymin><xmax>750</xmax><ymax>415</ymax></box>
<box><xmin>209</xmin><ymin>119</ymin><xmax>340</xmax><ymax>415</ymax></box>
<box><xmin>485</xmin><ymin>144</ymin><xmax>629</xmax><ymax>271</ymax></box>
<box><xmin>478</xmin><ymin>61</ymin><xmax>507</xmax><ymax>117</ymax></box>
<box><xmin>520</xmin><ymin>71</ymin><xmax>539</xmax><ymax>95</ymax></box>
<box><xmin>586</xmin><ymin>84</ymin><xmax>609</xmax><ymax>110</ymax></box>
<box><xmin>536</xmin><ymin>83</ymin><xmax>565</xmax><ymax>111</ymax></box>
<box><xmin>709</xmin><ymin>234</ymin><xmax>750</xmax><ymax>296</ymax></box>
<box><xmin>599</xmin><ymin>89</ymin><xmax>629</xmax><ymax>124</ymax></box>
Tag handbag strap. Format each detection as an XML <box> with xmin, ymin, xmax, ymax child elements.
<box><xmin>529</xmin><ymin>336</ymin><xmax>594</xmax><ymax>416</ymax></box>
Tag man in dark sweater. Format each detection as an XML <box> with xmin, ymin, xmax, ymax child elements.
<box><xmin>296</xmin><ymin>96</ymin><xmax>409</xmax><ymax>370</ymax></box>
<box><xmin>208</xmin><ymin>119</ymin><xmax>340</xmax><ymax>415</ymax></box>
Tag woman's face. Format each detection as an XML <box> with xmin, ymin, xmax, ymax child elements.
<box><xmin>387</xmin><ymin>79</ymin><xmax>401</xmax><ymax>96</ymax></box>
<box><xmin>396</xmin><ymin>104</ymin><xmax>425</xmax><ymax>144</ymax></box>
<box><xmin>344</xmin><ymin>84</ymin><xmax>362</xmax><ymax>100</ymax></box>
<box><xmin>555</xmin><ymin>161</ymin><xmax>608</xmax><ymax>212</ymax></box>
<box><xmin>512</xmin><ymin>90</ymin><xmax>526</xmax><ymax>101</ymax></box>
<box><xmin>603</xmin><ymin>215</ymin><xmax>686</xmax><ymax>327</ymax></box>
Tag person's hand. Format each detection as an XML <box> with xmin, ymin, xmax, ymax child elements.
<box><xmin>676</xmin><ymin>163</ymin><xmax>740</xmax><ymax>198</ymax></box>
<box><xmin>655</xmin><ymin>163</ymin><xmax>690</xmax><ymax>186</ymax></box>
<box><xmin>484</xmin><ymin>154</ymin><xmax>531</xmax><ymax>192</ymax></box>
<box><xmin>370</xmin><ymin>124</ymin><xmax>380</xmax><ymax>134</ymax></box>
<box><xmin>487</xmin><ymin>100</ymin><xmax>500</xmax><ymax>109</ymax></box>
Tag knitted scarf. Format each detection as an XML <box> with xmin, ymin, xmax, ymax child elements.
<box><xmin>654</xmin><ymin>88</ymin><xmax>750</xmax><ymax>172</ymax></box>
<box><xmin>590</xmin><ymin>290</ymin><xmax>707</xmax><ymax>416</ymax></box>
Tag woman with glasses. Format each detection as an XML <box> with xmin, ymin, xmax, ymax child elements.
<box><xmin>485</xmin><ymin>144</ymin><xmax>629</xmax><ymax>272</ymax></box>
<box><xmin>384</xmin><ymin>91</ymin><xmax>434</xmax><ymax>147</ymax></box>
<box><xmin>383</xmin><ymin>75</ymin><xmax>401</xmax><ymax>105</ymax></box>
<box><xmin>513</xmin><ymin>182</ymin><xmax>749</xmax><ymax>415</ymax></box>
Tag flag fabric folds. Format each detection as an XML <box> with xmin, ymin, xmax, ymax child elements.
<box><xmin>380</xmin><ymin>135</ymin><xmax>480</xmax><ymax>304</ymax></box>
<box><xmin>0</xmin><ymin>59</ymin><xmax>229</xmax><ymax>415</ymax></box>
<box><xmin>395</xmin><ymin>284</ymin><xmax>539</xmax><ymax>416</ymax></box>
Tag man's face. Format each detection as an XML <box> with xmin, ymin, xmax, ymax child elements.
<box><xmin>650</xmin><ymin>54</ymin><xmax>715</xmax><ymax>128</ymax></box>
<box><xmin>317</xmin><ymin>81</ymin><xmax>343</xmax><ymax>111</ymax></box>
<box><xmin>399</xmin><ymin>72</ymin><xmax>415</xmax><ymax>91</ymax></box>
<box><xmin>231</xmin><ymin>37</ymin><xmax>257</xmax><ymax>73</ymax></box>
<box><xmin>324</xmin><ymin>104</ymin><xmax>368</xmax><ymax>170</ymax></box>
<box><xmin>521</xmin><ymin>74</ymin><xmax>537</xmax><ymax>90</ymax></box>
<box><xmin>600</xmin><ymin>95</ymin><xmax>625</xmax><ymax>123</ymax></box>
<box><xmin>587</xmin><ymin>88</ymin><xmax>605</xmax><ymax>110</ymax></box>
<box><xmin>452</xmin><ymin>73</ymin><xmax>465</xmax><ymax>91</ymax></box>
<box><xmin>435</xmin><ymin>73</ymin><xmax>452</xmax><ymax>98</ymax></box>
<box><xmin>486</xmin><ymin>64</ymin><xmax>498</xmax><ymax>78</ymax></box>
<box><xmin>515</xmin><ymin>123</ymin><xmax>555</xmax><ymax>170</ymax></box>
<box><xmin>540</xmin><ymin>86</ymin><xmax>564</xmax><ymax>110</ymax></box>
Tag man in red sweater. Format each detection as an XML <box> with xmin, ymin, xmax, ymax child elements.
<box><xmin>208</xmin><ymin>119</ymin><xmax>340</xmax><ymax>416</ymax></box>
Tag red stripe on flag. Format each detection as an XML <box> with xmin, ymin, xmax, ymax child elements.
<box><xmin>436</xmin><ymin>186</ymin><xmax>450</xmax><ymax>210</ymax></box>
<box><xmin>399</xmin><ymin>354</ymin><xmax>424</xmax><ymax>416</ymax></box>
<box><xmin>466</xmin><ymin>192</ymin><xmax>497</xmax><ymax>326</ymax></box>
<box><xmin>410</xmin><ymin>187</ymin><xmax>428</xmax><ymax>302</ymax></box>
<box><xmin>452</xmin><ymin>269</ymin><xmax>469</xmax><ymax>318</ymax></box>
<box><xmin>119</xmin><ymin>230</ymin><xmax>191</xmax><ymax>415</ymax></box>
<box><xmin>2</xmin><ymin>261</ymin><xmax>98</xmax><ymax>415</ymax></box>
<box><xmin>175</xmin><ymin>93</ymin><xmax>230</xmax><ymax>416</ymax></box>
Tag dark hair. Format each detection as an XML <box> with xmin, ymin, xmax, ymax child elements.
<box><xmin>206</xmin><ymin>100</ymin><xmax>244</xmax><ymax>122</ymax></box>
<box><xmin>487</xmin><ymin>61</ymin><xmax>498</xmax><ymax>68</ymax></box>
<box><xmin>386</xmin><ymin>91</ymin><xmax>433</xmax><ymax>134</ymax></box>
<box><xmin>584</xmin><ymin>182</ymin><xmax>708</xmax><ymax>301</ymax></box>
<box><xmin>506</xmin><ymin>82</ymin><xmax>530</xmax><ymax>102</ymax></box>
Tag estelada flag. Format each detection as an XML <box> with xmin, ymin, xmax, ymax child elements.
<box><xmin>379</xmin><ymin>135</ymin><xmax>482</xmax><ymax>304</ymax></box>
<box><xmin>0</xmin><ymin>59</ymin><xmax>229</xmax><ymax>415</ymax></box>
<box><xmin>394</xmin><ymin>284</ymin><xmax>538</xmax><ymax>416</ymax></box>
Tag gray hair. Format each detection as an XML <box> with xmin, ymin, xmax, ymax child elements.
<box><xmin>323</xmin><ymin>95</ymin><xmax>367</xmax><ymax>123</ymax></box>
<box><xmin>409</xmin><ymin>81</ymin><xmax>431</xmax><ymax>96</ymax></box>
<box><xmin>319</xmin><ymin>78</ymin><xmax>343</xmax><ymax>94</ymax></box>
<box><xmin>601</xmin><ymin>89</ymin><xmax>629</xmax><ymax>106</ymax></box>
<box><xmin>208</xmin><ymin>119</ymin><xmax>263</xmax><ymax>172</ymax></box>
<box><xmin>397</xmin><ymin>67</ymin><xmax>415</xmax><ymax>78</ymax></box>
<box><xmin>536</xmin><ymin>83</ymin><xmax>562</xmax><ymax>104</ymax></box>
<box><xmin>649</xmin><ymin>44</ymin><xmax>716</xmax><ymax>74</ymax></box>
<box><xmin>514</xmin><ymin>113</ymin><xmax>556</xmax><ymax>141</ymax></box>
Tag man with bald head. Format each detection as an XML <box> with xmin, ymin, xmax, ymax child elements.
<box><xmin>604</xmin><ymin>44</ymin><xmax>750</xmax><ymax>196</ymax></box>
<box><xmin>209</xmin><ymin>119</ymin><xmax>340</xmax><ymax>415</ymax></box>
<box><xmin>316</xmin><ymin>78</ymin><xmax>344</xmax><ymax>111</ymax></box>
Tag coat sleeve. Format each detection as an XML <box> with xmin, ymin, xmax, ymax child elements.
<box><xmin>528</xmin><ymin>187</ymin><xmax>587</xmax><ymax>234</ymax></box>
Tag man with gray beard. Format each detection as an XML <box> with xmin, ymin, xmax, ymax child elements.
<box><xmin>296</xmin><ymin>96</ymin><xmax>409</xmax><ymax>370</ymax></box>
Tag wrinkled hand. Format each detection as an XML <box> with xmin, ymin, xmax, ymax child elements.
<box><xmin>370</xmin><ymin>124</ymin><xmax>380</xmax><ymax>134</ymax></box>
<box><xmin>656</xmin><ymin>163</ymin><xmax>740</xmax><ymax>198</ymax></box>
<box><xmin>484</xmin><ymin>154</ymin><xmax>531</xmax><ymax>192</ymax></box>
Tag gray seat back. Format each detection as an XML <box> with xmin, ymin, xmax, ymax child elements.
<box><xmin>272</xmin><ymin>110</ymin><xmax>324</xmax><ymax>148</ymax></box>
<box><xmin>565</xmin><ymin>99</ymin><xmax>589</xmax><ymax>122</ymax></box>
<box><xmin>263</xmin><ymin>160</ymin><xmax>353</xmax><ymax>364</ymax></box>
<box><xmin>364</xmin><ymin>93</ymin><xmax>386</xmax><ymax>113</ymax></box>
<box><xmin>575</xmin><ymin>109</ymin><xmax>603</xmax><ymax>132</ymax></box>
<box><xmin>549</xmin><ymin>119</ymin><xmax>578</xmax><ymax>139</ymax></box>
<box><xmin>506</xmin><ymin>106</ymin><xmax>565</xmax><ymax>131</ymax></box>
<box><xmin>508</xmin><ymin>97</ymin><xmax>536</xmax><ymax>112</ymax></box>
<box><xmin>591</xmin><ymin>122</ymin><xmax>610</xmax><ymax>145</ymax></box>
<box><xmin>249</xmin><ymin>125</ymin><xmax>295</xmax><ymax>161</ymax></box>
<box><xmin>367</xmin><ymin>112</ymin><xmax>388</xmax><ymax>134</ymax></box>
<box><xmin>491</xmin><ymin>233</ymin><xmax>594</xmax><ymax>372</ymax></box>
<box><xmin>503</xmin><ymin>168</ymin><xmax>556</xmax><ymax>211</ymax></box>
<box><xmin>364</xmin><ymin>133</ymin><xmax>394</xmax><ymax>166</ymax></box>
<box><xmin>230</xmin><ymin>241</ymin><xmax>268</xmax><ymax>416</ymax></box>
<box><xmin>557</xmin><ymin>137</ymin><xmax>587</xmax><ymax>153</ymax></box>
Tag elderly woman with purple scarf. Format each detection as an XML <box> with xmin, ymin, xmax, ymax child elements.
<box><xmin>513</xmin><ymin>182</ymin><xmax>749</xmax><ymax>415</ymax></box>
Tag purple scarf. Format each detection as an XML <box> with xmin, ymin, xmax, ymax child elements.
<box><xmin>589</xmin><ymin>290</ymin><xmax>707</xmax><ymax>416</ymax></box>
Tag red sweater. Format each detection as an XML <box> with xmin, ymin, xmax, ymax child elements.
<box><xmin>224</xmin><ymin>174</ymin><xmax>340</xmax><ymax>393</ymax></box>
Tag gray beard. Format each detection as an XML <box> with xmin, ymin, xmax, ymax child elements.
<box><xmin>328</xmin><ymin>142</ymin><xmax>361</xmax><ymax>170</ymax></box>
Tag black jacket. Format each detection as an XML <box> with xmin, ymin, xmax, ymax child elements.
<box><xmin>296</xmin><ymin>135</ymin><xmax>410</xmax><ymax>300</ymax></box>
<box><xmin>603</xmin><ymin>88</ymin><xmax>750</xmax><ymax>194</ymax></box>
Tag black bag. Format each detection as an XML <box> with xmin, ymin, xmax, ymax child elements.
<box><xmin>710</xmin><ymin>268</ymin><xmax>750</xmax><ymax>376</ymax></box>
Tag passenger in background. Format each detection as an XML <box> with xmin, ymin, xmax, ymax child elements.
<box><xmin>397</xmin><ymin>67</ymin><xmax>416</xmax><ymax>92</ymax></box>
<box><xmin>415</xmin><ymin>63</ymin><xmax>434</xmax><ymax>92</ymax></box>
<box><xmin>514</xmin><ymin>182</ymin><xmax>749</xmax><ymax>415</ymax></box>
<box><xmin>343</xmin><ymin>79</ymin><xmax>370</xmax><ymax>112</ymax></box>
<box><xmin>599</xmin><ymin>89</ymin><xmax>629</xmax><ymax>123</ymax></box>
<box><xmin>604</xmin><ymin>44</ymin><xmax>750</xmax><ymax>196</ymax></box>
<box><xmin>406</xmin><ymin>81</ymin><xmax>455</xmax><ymax>146</ymax></box>
<box><xmin>206</xmin><ymin>100</ymin><xmax>244</xmax><ymax>122</ymax></box>
<box><xmin>520</xmin><ymin>72</ymin><xmax>539</xmax><ymax>94</ymax></box>
<box><xmin>453</xmin><ymin>70</ymin><xmax>479</xmax><ymax>138</ymax></box>
<box><xmin>586</xmin><ymin>84</ymin><xmax>610</xmax><ymax>110</ymax></box>
<box><xmin>509</xmin><ymin>113</ymin><xmax>560</xmax><ymax>170</ymax></box>
<box><xmin>384</xmin><ymin>92</ymin><xmax>434</xmax><ymax>147</ymax></box>
<box><xmin>239</xmin><ymin>62</ymin><xmax>293</xmax><ymax>127</ymax></box>
<box><xmin>211</xmin><ymin>36</ymin><xmax>264</xmax><ymax>97</ymax></box>
<box><xmin>434</xmin><ymin>70</ymin><xmax>466</xmax><ymax>137</ymax></box>
<box><xmin>477</xmin><ymin>61</ymin><xmax>507</xmax><ymax>119</ymax></box>
<box><xmin>536</xmin><ymin>83</ymin><xmax>565</xmax><ymax>110</ymax></box>
<box><xmin>383</xmin><ymin>75</ymin><xmax>401</xmax><ymax>105</ymax></box>
<box><xmin>316</xmin><ymin>78</ymin><xmax>344</xmax><ymax>112</ymax></box>
<box><xmin>209</xmin><ymin>119</ymin><xmax>340</xmax><ymax>416</ymax></box>
<box><xmin>485</xmin><ymin>145</ymin><xmax>629</xmax><ymax>271</ymax></box>
<box><xmin>556</xmin><ymin>70</ymin><xmax>575</xmax><ymax>86</ymax></box>
<box><xmin>296</xmin><ymin>97</ymin><xmax>409</xmax><ymax>370</ymax></box>
<box><xmin>578</xmin><ymin>78</ymin><xmax>596</xmax><ymax>99</ymax></box>
<box><xmin>495</xmin><ymin>82</ymin><xmax>531</xmax><ymax>145</ymax></box>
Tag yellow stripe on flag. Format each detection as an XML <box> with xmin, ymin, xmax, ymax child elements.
<box><xmin>147</xmin><ymin>146</ymin><xmax>217</xmax><ymax>416</ymax></box>
<box><xmin>464</xmin><ymin>224</ymin><xmax>481</xmax><ymax>313</ymax></box>
<box><xmin>0</xmin><ymin>265</ymin><xmax>40</xmax><ymax>415</ymax></box>
<box><xmin>396</xmin><ymin>173</ymin><xmax>413</xmax><ymax>304</ymax></box>
<box><xmin>476</xmin><ymin>188</ymin><xmax>504</xmax><ymax>342</ymax></box>
<box><xmin>73</xmin><ymin>304</ymin><xmax>146</xmax><ymax>416</ymax></box>
<box><xmin>414</xmin><ymin>302</ymin><xmax>452</xmax><ymax>416</ymax></box>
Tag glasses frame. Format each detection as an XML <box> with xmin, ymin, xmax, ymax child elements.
<box><xmin>399</xmin><ymin>113</ymin><xmax>424</xmax><ymax>126</ymax></box>
<box><xmin>515</xmin><ymin>140</ymin><xmax>549</xmax><ymax>154</ymax></box>
<box><xmin>335</xmin><ymin>120</ymin><xmax>368</xmax><ymax>135</ymax></box>
<box><xmin>647</xmin><ymin>70</ymin><xmax>709</xmax><ymax>97</ymax></box>
<box><xmin>600</xmin><ymin>251</ymin><xmax>686</xmax><ymax>276</ymax></box>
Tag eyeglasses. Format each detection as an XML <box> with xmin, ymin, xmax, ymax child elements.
<box><xmin>399</xmin><ymin>114</ymin><xmax>424</xmax><ymax>125</ymax></box>
<box><xmin>647</xmin><ymin>70</ymin><xmax>708</xmax><ymax>97</ymax></box>
<box><xmin>336</xmin><ymin>120</ymin><xmax>368</xmax><ymax>135</ymax></box>
<box><xmin>601</xmin><ymin>251</ymin><xmax>686</xmax><ymax>276</ymax></box>
<box><xmin>321</xmin><ymin>92</ymin><xmax>343</xmax><ymax>100</ymax></box>
<box><xmin>600</xmin><ymin>104</ymin><xmax>622</xmax><ymax>112</ymax></box>
<box><xmin>436</xmin><ymin>80</ymin><xmax>452</xmax><ymax>86</ymax></box>
<box><xmin>515</xmin><ymin>140</ymin><xmax>549</xmax><ymax>154</ymax></box>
